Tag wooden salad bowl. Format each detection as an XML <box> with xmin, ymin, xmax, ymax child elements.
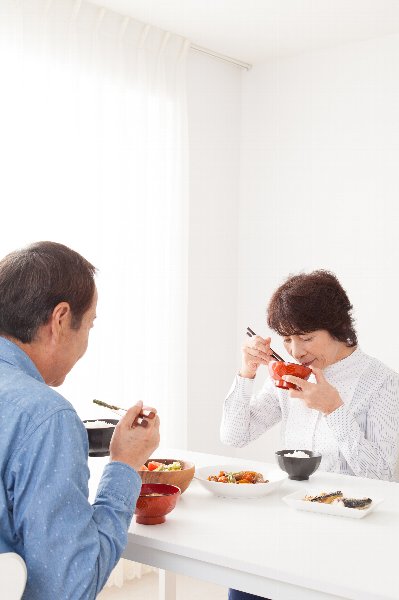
<box><xmin>138</xmin><ymin>459</ymin><xmax>195</xmax><ymax>493</ymax></box>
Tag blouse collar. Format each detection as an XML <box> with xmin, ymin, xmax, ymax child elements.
<box><xmin>323</xmin><ymin>346</ymin><xmax>365</xmax><ymax>377</ymax></box>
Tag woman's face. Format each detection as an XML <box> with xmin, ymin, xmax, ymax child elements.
<box><xmin>282</xmin><ymin>330</ymin><xmax>354</xmax><ymax>369</ymax></box>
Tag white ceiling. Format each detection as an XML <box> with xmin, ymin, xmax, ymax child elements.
<box><xmin>89</xmin><ymin>0</ymin><xmax>399</xmax><ymax>65</ymax></box>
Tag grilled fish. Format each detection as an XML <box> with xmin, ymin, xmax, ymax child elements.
<box><xmin>307</xmin><ymin>491</ymin><xmax>343</xmax><ymax>503</ymax></box>
<box><xmin>339</xmin><ymin>497</ymin><xmax>372</xmax><ymax>510</ymax></box>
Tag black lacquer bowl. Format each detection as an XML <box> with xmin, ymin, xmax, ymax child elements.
<box><xmin>276</xmin><ymin>450</ymin><xmax>322</xmax><ymax>481</ymax></box>
<box><xmin>83</xmin><ymin>419</ymin><xmax>118</xmax><ymax>457</ymax></box>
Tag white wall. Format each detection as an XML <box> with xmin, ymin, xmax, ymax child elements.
<box><xmin>236</xmin><ymin>33</ymin><xmax>399</xmax><ymax>462</ymax></box>
<box><xmin>186</xmin><ymin>50</ymin><xmax>242</xmax><ymax>454</ymax></box>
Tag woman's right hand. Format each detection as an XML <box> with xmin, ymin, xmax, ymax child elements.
<box><xmin>240</xmin><ymin>335</ymin><xmax>273</xmax><ymax>379</ymax></box>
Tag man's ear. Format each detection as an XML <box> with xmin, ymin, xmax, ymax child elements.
<box><xmin>50</xmin><ymin>302</ymin><xmax>72</xmax><ymax>339</ymax></box>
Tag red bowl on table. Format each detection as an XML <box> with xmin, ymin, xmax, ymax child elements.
<box><xmin>135</xmin><ymin>483</ymin><xmax>181</xmax><ymax>525</ymax></box>
<box><xmin>268</xmin><ymin>361</ymin><xmax>312</xmax><ymax>390</ymax></box>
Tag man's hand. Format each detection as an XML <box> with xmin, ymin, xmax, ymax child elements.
<box><xmin>110</xmin><ymin>401</ymin><xmax>160</xmax><ymax>471</ymax></box>
<box><xmin>282</xmin><ymin>367</ymin><xmax>343</xmax><ymax>415</ymax></box>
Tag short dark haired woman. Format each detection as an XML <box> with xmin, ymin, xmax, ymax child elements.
<box><xmin>222</xmin><ymin>270</ymin><xmax>399</xmax><ymax>600</ymax></box>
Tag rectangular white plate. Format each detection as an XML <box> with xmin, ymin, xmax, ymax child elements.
<box><xmin>282</xmin><ymin>489</ymin><xmax>384</xmax><ymax>519</ymax></box>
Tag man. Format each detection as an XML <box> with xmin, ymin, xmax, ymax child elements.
<box><xmin>0</xmin><ymin>241</ymin><xmax>160</xmax><ymax>599</ymax></box>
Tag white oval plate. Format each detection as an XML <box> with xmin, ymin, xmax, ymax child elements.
<box><xmin>194</xmin><ymin>464</ymin><xmax>287</xmax><ymax>499</ymax></box>
<box><xmin>282</xmin><ymin>489</ymin><xmax>384</xmax><ymax>519</ymax></box>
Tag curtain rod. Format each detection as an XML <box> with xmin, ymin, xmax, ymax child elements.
<box><xmin>190</xmin><ymin>43</ymin><xmax>252</xmax><ymax>71</ymax></box>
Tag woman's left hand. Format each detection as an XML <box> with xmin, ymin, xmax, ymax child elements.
<box><xmin>282</xmin><ymin>366</ymin><xmax>343</xmax><ymax>415</ymax></box>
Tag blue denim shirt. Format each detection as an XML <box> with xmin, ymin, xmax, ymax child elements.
<box><xmin>0</xmin><ymin>337</ymin><xmax>142</xmax><ymax>599</ymax></box>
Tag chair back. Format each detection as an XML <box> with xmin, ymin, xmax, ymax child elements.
<box><xmin>0</xmin><ymin>552</ymin><xmax>27</xmax><ymax>600</ymax></box>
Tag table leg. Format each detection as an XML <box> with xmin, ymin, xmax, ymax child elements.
<box><xmin>158</xmin><ymin>569</ymin><xmax>177</xmax><ymax>600</ymax></box>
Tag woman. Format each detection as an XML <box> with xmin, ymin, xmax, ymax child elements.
<box><xmin>222</xmin><ymin>270</ymin><xmax>399</xmax><ymax>600</ymax></box>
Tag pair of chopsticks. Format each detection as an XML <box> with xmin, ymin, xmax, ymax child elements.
<box><xmin>92</xmin><ymin>399</ymin><xmax>155</xmax><ymax>428</ymax></box>
<box><xmin>246</xmin><ymin>326</ymin><xmax>284</xmax><ymax>362</ymax></box>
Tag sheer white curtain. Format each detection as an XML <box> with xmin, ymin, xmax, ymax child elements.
<box><xmin>0</xmin><ymin>0</ymin><xmax>189</xmax><ymax>445</ymax></box>
<box><xmin>0</xmin><ymin>0</ymin><xmax>189</xmax><ymax>587</ymax></box>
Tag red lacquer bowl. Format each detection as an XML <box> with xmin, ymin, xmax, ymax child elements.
<box><xmin>268</xmin><ymin>361</ymin><xmax>312</xmax><ymax>390</ymax></box>
<box><xmin>135</xmin><ymin>483</ymin><xmax>181</xmax><ymax>525</ymax></box>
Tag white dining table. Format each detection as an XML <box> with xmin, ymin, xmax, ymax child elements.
<box><xmin>89</xmin><ymin>449</ymin><xmax>399</xmax><ymax>600</ymax></box>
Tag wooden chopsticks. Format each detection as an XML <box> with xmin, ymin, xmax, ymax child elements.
<box><xmin>92</xmin><ymin>399</ymin><xmax>156</xmax><ymax>428</ymax></box>
<box><xmin>246</xmin><ymin>326</ymin><xmax>284</xmax><ymax>362</ymax></box>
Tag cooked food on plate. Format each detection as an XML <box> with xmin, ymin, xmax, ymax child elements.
<box><xmin>304</xmin><ymin>491</ymin><xmax>372</xmax><ymax>510</ymax></box>
<box><xmin>207</xmin><ymin>470</ymin><xmax>268</xmax><ymax>484</ymax></box>
<box><xmin>337</xmin><ymin>497</ymin><xmax>373</xmax><ymax>510</ymax></box>
<box><xmin>305</xmin><ymin>491</ymin><xmax>343</xmax><ymax>503</ymax></box>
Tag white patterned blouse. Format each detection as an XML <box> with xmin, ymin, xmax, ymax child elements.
<box><xmin>221</xmin><ymin>348</ymin><xmax>399</xmax><ymax>481</ymax></box>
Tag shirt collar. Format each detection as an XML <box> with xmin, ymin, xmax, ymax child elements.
<box><xmin>0</xmin><ymin>337</ymin><xmax>44</xmax><ymax>383</ymax></box>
